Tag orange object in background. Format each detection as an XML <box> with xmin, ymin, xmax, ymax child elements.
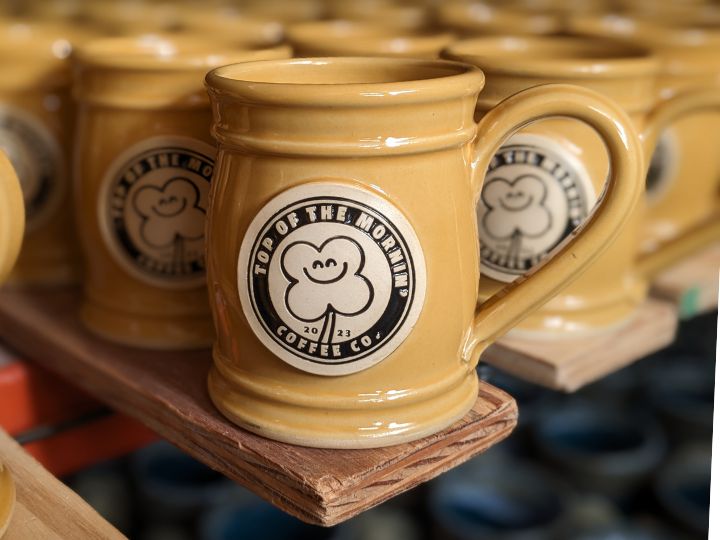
<box><xmin>0</xmin><ymin>356</ymin><xmax>98</xmax><ymax>436</ymax></box>
<box><xmin>22</xmin><ymin>413</ymin><xmax>157</xmax><ymax>478</ymax></box>
<box><xmin>0</xmin><ymin>352</ymin><xmax>156</xmax><ymax>477</ymax></box>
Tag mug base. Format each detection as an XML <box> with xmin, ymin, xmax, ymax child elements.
<box><xmin>507</xmin><ymin>279</ymin><xmax>647</xmax><ymax>339</ymax></box>
<box><xmin>81</xmin><ymin>300</ymin><xmax>214</xmax><ymax>350</ymax></box>
<box><xmin>206</xmin><ymin>358</ymin><xmax>480</xmax><ymax>449</ymax></box>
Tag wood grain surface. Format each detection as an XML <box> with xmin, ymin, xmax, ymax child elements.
<box><xmin>0</xmin><ymin>288</ymin><xmax>517</xmax><ymax>526</ymax></box>
<box><xmin>0</xmin><ymin>428</ymin><xmax>125</xmax><ymax>540</ymax></box>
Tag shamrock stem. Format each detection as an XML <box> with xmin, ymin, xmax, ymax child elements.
<box><xmin>320</xmin><ymin>310</ymin><xmax>336</xmax><ymax>345</ymax></box>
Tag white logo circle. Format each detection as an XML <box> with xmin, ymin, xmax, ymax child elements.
<box><xmin>238</xmin><ymin>182</ymin><xmax>427</xmax><ymax>376</ymax></box>
<box><xmin>98</xmin><ymin>136</ymin><xmax>215</xmax><ymax>289</ymax></box>
<box><xmin>478</xmin><ymin>134</ymin><xmax>597</xmax><ymax>283</ymax></box>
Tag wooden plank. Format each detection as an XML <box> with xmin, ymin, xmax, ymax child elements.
<box><xmin>0</xmin><ymin>288</ymin><xmax>517</xmax><ymax>527</ymax></box>
<box><xmin>0</xmin><ymin>428</ymin><xmax>125</xmax><ymax>540</ymax></box>
<box><xmin>482</xmin><ymin>298</ymin><xmax>677</xmax><ymax>392</ymax></box>
<box><xmin>651</xmin><ymin>242</ymin><xmax>720</xmax><ymax>319</ymax></box>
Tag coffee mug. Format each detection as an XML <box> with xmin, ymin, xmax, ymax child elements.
<box><xmin>0</xmin><ymin>457</ymin><xmax>15</xmax><ymax>539</ymax></box>
<box><xmin>287</xmin><ymin>20</ymin><xmax>455</xmax><ymax>59</ymax></box>
<box><xmin>0</xmin><ymin>19</ymin><xmax>93</xmax><ymax>286</ymax></box>
<box><xmin>444</xmin><ymin>36</ymin><xmax>720</xmax><ymax>335</ymax></box>
<box><xmin>204</xmin><ymin>57</ymin><xmax>643</xmax><ymax>447</ymax></box>
<box><xmin>569</xmin><ymin>14</ymin><xmax>720</xmax><ymax>273</ymax></box>
<box><xmin>236</xmin><ymin>0</ymin><xmax>324</xmax><ymax>23</ymax></box>
<box><xmin>437</xmin><ymin>1</ymin><xmax>562</xmax><ymax>36</ymax></box>
<box><xmin>73</xmin><ymin>35</ymin><xmax>291</xmax><ymax>349</ymax></box>
<box><xmin>0</xmin><ymin>151</ymin><xmax>24</xmax><ymax>283</ymax></box>
<box><xmin>176</xmin><ymin>5</ymin><xmax>284</xmax><ymax>49</ymax></box>
<box><xmin>84</xmin><ymin>0</ymin><xmax>181</xmax><ymax>35</ymax></box>
<box><xmin>325</xmin><ymin>0</ymin><xmax>430</xmax><ymax>31</ymax></box>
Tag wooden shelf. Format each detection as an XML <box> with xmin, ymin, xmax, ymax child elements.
<box><xmin>0</xmin><ymin>427</ymin><xmax>125</xmax><ymax>539</ymax></box>
<box><xmin>651</xmin><ymin>242</ymin><xmax>719</xmax><ymax>319</ymax></box>
<box><xmin>481</xmin><ymin>298</ymin><xmax>678</xmax><ymax>392</ymax></box>
<box><xmin>0</xmin><ymin>288</ymin><xmax>517</xmax><ymax>527</ymax></box>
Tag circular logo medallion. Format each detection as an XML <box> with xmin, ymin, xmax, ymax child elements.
<box><xmin>238</xmin><ymin>182</ymin><xmax>427</xmax><ymax>376</ymax></box>
<box><xmin>645</xmin><ymin>129</ymin><xmax>678</xmax><ymax>204</ymax></box>
<box><xmin>0</xmin><ymin>105</ymin><xmax>65</xmax><ymax>232</ymax></box>
<box><xmin>99</xmin><ymin>136</ymin><xmax>215</xmax><ymax>289</ymax></box>
<box><xmin>478</xmin><ymin>134</ymin><xmax>597</xmax><ymax>283</ymax></box>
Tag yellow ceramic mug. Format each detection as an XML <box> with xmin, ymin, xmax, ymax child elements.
<box><xmin>569</xmin><ymin>14</ymin><xmax>720</xmax><ymax>274</ymax></box>
<box><xmin>444</xmin><ymin>36</ymin><xmax>720</xmax><ymax>335</ymax></box>
<box><xmin>73</xmin><ymin>35</ymin><xmax>292</xmax><ymax>349</ymax></box>
<box><xmin>0</xmin><ymin>19</ymin><xmax>93</xmax><ymax>286</ymax></box>
<box><xmin>287</xmin><ymin>20</ymin><xmax>455</xmax><ymax>59</ymax></box>
<box><xmin>437</xmin><ymin>0</ymin><xmax>562</xmax><ymax>37</ymax></box>
<box><xmin>0</xmin><ymin>151</ymin><xmax>24</xmax><ymax>283</ymax></box>
<box><xmin>0</xmin><ymin>458</ymin><xmax>16</xmax><ymax>540</ymax></box>
<box><xmin>204</xmin><ymin>57</ymin><xmax>643</xmax><ymax>448</ymax></box>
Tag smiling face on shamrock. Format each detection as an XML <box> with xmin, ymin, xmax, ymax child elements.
<box><xmin>150</xmin><ymin>192</ymin><xmax>187</xmax><ymax>217</ymax></box>
<box><xmin>485</xmin><ymin>175</ymin><xmax>546</xmax><ymax>213</ymax></box>
<box><xmin>481</xmin><ymin>174</ymin><xmax>552</xmax><ymax>240</ymax></box>
<box><xmin>303</xmin><ymin>255</ymin><xmax>348</xmax><ymax>284</ymax></box>
<box><xmin>131</xmin><ymin>176</ymin><xmax>206</xmax><ymax>248</ymax></box>
<box><xmin>280</xmin><ymin>236</ymin><xmax>373</xmax><ymax>323</ymax></box>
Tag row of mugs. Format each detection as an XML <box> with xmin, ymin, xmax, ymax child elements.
<box><xmin>0</xmin><ymin>17</ymin><xmax>717</xmax><ymax>447</ymax></box>
<box><xmin>10</xmin><ymin>0</ymin><xmax>720</xmax><ymax>34</ymax></box>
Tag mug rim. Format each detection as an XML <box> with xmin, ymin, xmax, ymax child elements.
<box><xmin>287</xmin><ymin>20</ymin><xmax>455</xmax><ymax>55</ymax></box>
<box><xmin>0</xmin><ymin>17</ymin><xmax>96</xmax><ymax>60</ymax></box>
<box><xmin>437</xmin><ymin>2</ymin><xmax>562</xmax><ymax>35</ymax></box>
<box><xmin>73</xmin><ymin>34</ymin><xmax>291</xmax><ymax>72</ymax></box>
<box><xmin>442</xmin><ymin>35</ymin><xmax>659</xmax><ymax>79</ymax></box>
<box><xmin>568</xmin><ymin>13</ymin><xmax>720</xmax><ymax>51</ymax></box>
<box><xmin>205</xmin><ymin>57</ymin><xmax>486</xmax><ymax>106</ymax></box>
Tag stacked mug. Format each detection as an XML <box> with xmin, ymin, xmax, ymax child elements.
<box><xmin>0</xmin><ymin>0</ymin><xmax>716</xmax><ymax>450</ymax></box>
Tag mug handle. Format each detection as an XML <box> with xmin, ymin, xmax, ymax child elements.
<box><xmin>0</xmin><ymin>151</ymin><xmax>24</xmax><ymax>283</ymax></box>
<box><xmin>636</xmin><ymin>88</ymin><xmax>720</xmax><ymax>278</ymax></box>
<box><xmin>462</xmin><ymin>83</ymin><xmax>644</xmax><ymax>363</ymax></box>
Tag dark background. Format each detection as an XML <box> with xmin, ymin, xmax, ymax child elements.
<box><xmin>64</xmin><ymin>312</ymin><xmax>715</xmax><ymax>540</ymax></box>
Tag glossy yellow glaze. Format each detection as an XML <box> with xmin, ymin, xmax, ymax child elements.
<box><xmin>444</xmin><ymin>35</ymin><xmax>720</xmax><ymax>335</ymax></box>
<box><xmin>0</xmin><ymin>462</ymin><xmax>14</xmax><ymax>539</ymax></box>
<box><xmin>175</xmin><ymin>5</ymin><xmax>284</xmax><ymax>48</ymax></box>
<box><xmin>325</xmin><ymin>0</ymin><xmax>430</xmax><ymax>31</ymax></box>
<box><xmin>0</xmin><ymin>152</ymin><xmax>23</xmax><ymax>284</ymax></box>
<box><xmin>0</xmin><ymin>20</ymin><xmax>94</xmax><ymax>287</ymax></box>
<box><xmin>437</xmin><ymin>1</ymin><xmax>562</xmax><ymax>36</ymax></box>
<box><xmin>205</xmin><ymin>57</ymin><xmax>642</xmax><ymax>447</ymax></box>
<box><xmin>568</xmin><ymin>14</ymin><xmax>720</xmax><ymax>271</ymax></box>
<box><xmin>287</xmin><ymin>20</ymin><xmax>455</xmax><ymax>59</ymax></box>
<box><xmin>73</xmin><ymin>35</ymin><xmax>291</xmax><ymax>349</ymax></box>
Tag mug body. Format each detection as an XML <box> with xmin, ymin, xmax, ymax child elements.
<box><xmin>0</xmin><ymin>20</ymin><xmax>90</xmax><ymax>286</ymax></box>
<box><xmin>73</xmin><ymin>36</ymin><xmax>290</xmax><ymax>349</ymax></box>
<box><xmin>569</xmin><ymin>15</ymin><xmax>720</xmax><ymax>253</ymax></box>
<box><xmin>639</xmin><ymin>27</ymin><xmax>720</xmax><ymax>252</ymax></box>
<box><xmin>205</xmin><ymin>57</ymin><xmax>485</xmax><ymax>448</ymax></box>
<box><xmin>0</xmin><ymin>151</ymin><xmax>24</xmax><ymax>283</ymax></box>
<box><xmin>444</xmin><ymin>36</ymin><xmax>659</xmax><ymax>335</ymax></box>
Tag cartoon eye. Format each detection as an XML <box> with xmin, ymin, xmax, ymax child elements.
<box><xmin>312</xmin><ymin>260</ymin><xmax>324</xmax><ymax>270</ymax></box>
<box><xmin>325</xmin><ymin>258</ymin><xmax>337</xmax><ymax>267</ymax></box>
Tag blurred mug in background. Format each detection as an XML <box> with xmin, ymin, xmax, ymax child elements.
<box><xmin>0</xmin><ymin>19</ymin><xmax>96</xmax><ymax>287</ymax></box>
<box><xmin>287</xmin><ymin>20</ymin><xmax>455</xmax><ymax>59</ymax></box>
<box><xmin>444</xmin><ymin>35</ymin><xmax>720</xmax><ymax>337</ymax></box>
<box><xmin>72</xmin><ymin>35</ymin><xmax>291</xmax><ymax>349</ymax></box>
<box><xmin>569</xmin><ymin>13</ymin><xmax>720</xmax><ymax>276</ymax></box>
